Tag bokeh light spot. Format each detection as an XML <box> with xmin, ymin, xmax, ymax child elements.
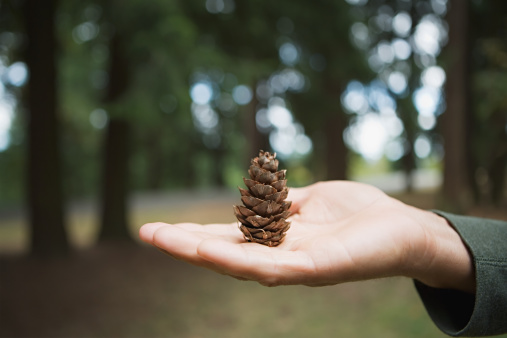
<box><xmin>190</xmin><ymin>82</ymin><xmax>213</xmax><ymax>105</ymax></box>
<box><xmin>350</xmin><ymin>22</ymin><xmax>370</xmax><ymax>50</ymax></box>
<box><xmin>89</xmin><ymin>108</ymin><xmax>108</xmax><ymax>129</ymax></box>
<box><xmin>385</xmin><ymin>140</ymin><xmax>404</xmax><ymax>161</ymax></box>
<box><xmin>377</xmin><ymin>41</ymin><xmax>394</xmax><ymax>64</ymax></box>
<box><xmin>6</xmin><ymin>62</ymin><xmax>28</xmax><ymax>87</ymax></box>
<box><xmin>418</xmin><ymin>114</ymin><xmax>436</xmax><ymax>130</ymax></box>
<box><xmin>0</xmin><ymin>102</ymin><xmax>12</xmax><ymax>151</ymax></box>
<box><xmin>72</xmin><ymin>21</ymin><xmax>100</xmax><ymax>44</ymax></box>
<box><xmin>387</xmin><ymin>71</ymin><xmax>407</xmax><ymax>94</ymax></box>
<box><xmin>279</xmin><ymin>42</ymin><xmax>299</xmax><ymax>66</ymax></box>
<box><xmin>295</xmin><ymin>134</ymin><xmax>313</xmax><ymax>155</ymax></box>
<box><xmin>392</xmin><ymin>12</ymin><xmax>412</xmax><ymax>37</ymax></box>
<box><xmin>232</xmin><ymin>85</ymin><xmax>252</xmax><ymax>105</ymax></box>
<box><xmin>345</xmin><ymin>0</ymin><xmax>368</xmax><ymax>5</ymax></box>
<box><xmin>345</xmin><ymin>113</ymin><xmax>390</xmax><ymax>162</ymax></box>
<box><xmin>192</xmin><ymin>104</ymin><xmax>219</xmax><ymax>131</ymax></box>
<box><xmin>413</xmin><ymin>86</ymin><xmax>440</xmax><ymax>116</ymax></box>
<box><xmin>421</xmin><ymin>66</ymin><xmax>446</xmax><ymax>88</ymax></box>
<box><xmin>413</xmin><ymin>15</ymin><xmax>445</xmax><ymax>56</ymax></box>
<box><xmin>392</xmin><ymin>39</ymin><xmax>411</xmax><ymax>60</ymax></box>
<box><xmin>255</xmin><ymin>108</ymin><xmax>271</xmax><ymax>131</ymax></box>
<box><xmin>267</xmin><ymin>105</ymin><xmax>293</xmax><ymax>129</ymax></box>
<box><xmin>206</xmin><ymin>0</ymin><xmax>235</xmax><ymax>14</ymax></box>
<box><xmin>415</xmin><ymin>135</ymin><xmax>432</xmax><ymax>158</ymax></box>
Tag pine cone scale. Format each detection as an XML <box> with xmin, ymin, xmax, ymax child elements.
<box><xmin>234</xmin><ymin>205</ymin><xmax>256</xmax><ymax>217</ymax></box>
<box><xmin>265</xmin><ymin>190</ymin><xmax>288</xmax><ymax>203</ymax></box>
<box><xmin>246</xmin><ymin>215</ymin><xmax>274</xmax><ymax>227</ymax></box>
<box><xmin>272</xmin><ymin>210</ymin><xmax>291</xmax><ymax>221</ymax></box>
<box><xmin>243</xmin><ymin>178</ymin><xmax>256</xmax><ymax>189</ymax></box>
<box><xmin>241</xmin><ymin>196</ymin><xmax>263</xmax><ymax>208</ymax></box>
<box><xmin>250</xmin><ymin>184</ymin><xmax>277</xmax><ymax>198</ymax></box>
<box><xmin>272</xmin><ymin>180</ymin><xmax>287</xmax><ymax>191</ymax></box>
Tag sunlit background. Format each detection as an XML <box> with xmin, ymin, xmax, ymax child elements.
<box><xmin>1</xmin><ymin>0</ymin><xmax>507</xmax><ymax>337</ymax></box>
<box><xmin>0</xmin><ymin>0</ymin><xmax>465</xmax><ymax>196</ymax></box>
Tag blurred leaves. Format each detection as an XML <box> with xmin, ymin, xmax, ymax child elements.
<box><xmin>0</xmin><ymin>0</ymin><xmax>506</xmax><ymax>206</ymax></box>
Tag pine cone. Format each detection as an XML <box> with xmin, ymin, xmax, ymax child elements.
<box><xmin>233</xmin><ymin>151</ymin><xmax>291</xmax><ymax>247</ymax></box>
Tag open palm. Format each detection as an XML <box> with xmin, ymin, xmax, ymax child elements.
<box><xmin>139</xmin><ymin>181</ymin><xmax>473</xmax><ymax>291</ymax></box>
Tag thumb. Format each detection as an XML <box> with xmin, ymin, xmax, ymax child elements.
<box><xmin>287</xmin><ymin>185</ymin><xmax>311</xmax><ymax>214</ymax></box>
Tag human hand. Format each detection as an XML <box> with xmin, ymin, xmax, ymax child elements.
<box><xmin>139</xmin><ymin>181</ymin><xmax>475</xmax><ymax>292</ymax></box>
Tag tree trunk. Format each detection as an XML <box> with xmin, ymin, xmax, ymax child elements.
<box><xmin>98</xmin><ymin>119</ymin><xmax>131</xmax><ymax>241</ymax></box>
<box><xmin>98</xmin><ymin>31</ymin><xmax>132</xmax><ymax>242</ymax></box>
<box><xmin>397</xmin><ymin>100</ymin><xmax>417</xmax><ymax>193</ymax></box>
<box><xmin>145</xmin><ymin>131</ymin><xmax>165</xmax><ymax>190</ymax></box>
<box><xmin>324</xmin><ymin>113</ymin><xmax>348</xmax><ymax>180</ymax></box>
<box><xmin>442</xmin><ymin>0</ymin><xmax>472</xmax><ymax>210</ymax></box>
<box><xmin>324</xmin><ymin>80</ymin><xmax>348</xmax><ymax>181</ymax></box>
<box><xmin>26</xmin><ymin>0</ymin><xmax>69</xmax><ymax>256</ymax></box>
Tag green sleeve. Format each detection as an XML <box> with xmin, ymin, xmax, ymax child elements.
<box><xmin>414</xmin><ymin>211</ymin><xmax>507</xmax><ymax>337</ymax></box>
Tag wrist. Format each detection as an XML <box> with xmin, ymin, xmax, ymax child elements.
<box><xmin>404</xmin><ymin>209</ymin><xmax>476</xmax><ymax>293</ymax></box>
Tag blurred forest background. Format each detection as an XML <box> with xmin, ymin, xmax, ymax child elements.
<box><xmin>1</xmin><ymin>0</ymin><xmax>507</xmax><ymax>337</ymax></box>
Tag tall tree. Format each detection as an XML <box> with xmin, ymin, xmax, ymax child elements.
<box><xmin>98</xmin><ymin>24</ymin><xmax>132</xmax><ymax>242</ymax></box>
<box><xmin>441</xmin><ymin>0</ymin><xmax>471</xmax><ymax>209</ymax></box>
<box><xmin>25</xmin><ymin>0</ymin><xmax>69</xmax><ymax>255</ymax></box>
<box><xmin>466</xmin><ymin>1</ymin><xmax>507</xmax><ymax>205</ymax></box>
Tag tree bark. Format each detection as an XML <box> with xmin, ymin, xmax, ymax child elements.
<box><xmin>26</xmin><ymin>0</ymin><xmax>69</xmax><ymax>255</ymax></box>
<box><xmin>398</xmin><ymin>98</ymin><xmax>418</xmax><ymax>193</ymax></box>
<box><xmin>145</xmin><ymin>132</ymin><xmax>165</xmax><ymax>190</ymax></box>
<box><xmin>98</xmin><ymin>118</ymin><xmax>131</xmax><ymax>241</ymax></box>
<box><xmin>98</xmin><ymin>31</ymin><xmax>132</xmax><ymax>242</ymax></box>
<box><xmin>324</xmin><ymin>80</ymin><xmax>348</xmax><ymax>181</ymax></box>
<box><xmin>442</xmin><ymin>0</ymin><xmax>472</xmax><ymax>209</ymax></box>
<box><xmin>324</xmin><ymin>113</ymin><xmax>348</xmax><ymax>180</ymax></box>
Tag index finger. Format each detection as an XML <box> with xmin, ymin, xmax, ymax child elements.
<box><xmin>139</xmin><ymin>222</ymin><xmax>241</xmax><ymax>245</ymax></box>
<box><xmin>197</xmin><ymin>238</ymin><xmax>317</xmax><ymax>286</ymax></box>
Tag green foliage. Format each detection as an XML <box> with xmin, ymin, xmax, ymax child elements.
<box><xmin>0</xmin><ymin>0</ymin><xmax>506</xmax><ymax>205</ymax></box>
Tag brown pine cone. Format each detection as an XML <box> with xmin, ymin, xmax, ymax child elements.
<box><xmin>233</xmin><ymin>151</ymin><xmax>291</xmax><ymax>247</ymax></box>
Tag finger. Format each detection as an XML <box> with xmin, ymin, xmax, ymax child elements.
<box><xmin>197</xmin><ymin>238</ymin><xmax>316</xmax><ymax>286</ymax></box>
<box><xmin>141</xmin><ymin>222</ymin><xmax>242</xmax><ymax>242</ymax></box>
<box><xmin>139</xmin><ymin>222</ymin><xmax>167</xmax><ymax>244</ymax></box>
<box><xmin>152</xmin><ymin>225</ymin><xmax>211</xmax><ymax>266</ymax></box>
<box><xmin>152</xmin><ymin>225</ymin><xmax>248</xmax><ymax>277</ymax></box>
<box><xmin>173</xmin><ymin>222</ymin><xmax>243</xmax><ymax>241</ymax></box>
<box><xmin>287</xmin><ymin>186</ymin><xmax>310</xmax><ymax>214</ymax></box>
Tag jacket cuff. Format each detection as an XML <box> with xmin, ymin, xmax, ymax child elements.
<box><xmin>415</xmin><ymin>211</ymin><xmax>507</xmax><ymax>336</ymax></box>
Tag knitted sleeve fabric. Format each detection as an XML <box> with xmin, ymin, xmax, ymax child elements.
<box><xmin>414</xmin><ymin>211</ymin><xmax>507</xmax><ymax>337</ymax></box>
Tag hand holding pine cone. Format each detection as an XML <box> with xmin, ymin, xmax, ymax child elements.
<box><xmin>233</xmin><ymin>151</ymin><xmax>291</xmax><ymax>247</ymax></box>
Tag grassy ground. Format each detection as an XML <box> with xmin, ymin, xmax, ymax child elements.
<box><xmin>2</xmin><ymin>243</ymin><xmax>442</xmax><ymax>338</ymax></box>
<box><xmin>1</xmin><ymin>188</ymin><xmax>506</xmax><ymax>338</ymax></box>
